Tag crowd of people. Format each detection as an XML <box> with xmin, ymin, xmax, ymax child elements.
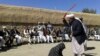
<box><xmin>0</xmin><ymin>14</ymin><xmax>100</xmax><ymax>56</ymax></box>
<box><xmin>0</xmin><ymin>22</ymin><xmax>71</xmax><ymax>50</ymax></box>
<box><xmin>88</xmin><ymin>28</ymin><xmax>100</xmax><ymax>40</ymax></box>
<box><xmin>23</xmin><ymin>22</ymin><xmax>71</xmax><ymax>44</ymax></box>
<box><xmin>0</xmin><ymin>26</ymin><xmax>22</xmax><ymax>50</ymax></box>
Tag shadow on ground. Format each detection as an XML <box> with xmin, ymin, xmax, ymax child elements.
<box><xmin>86</xmin><ymin>47</ymin><xmax>95</xmax><ymax>51</ymax></box>
<box><xmin>84</xmin><ymin>53</ymin><xmax>97</xmax><ymax>56</ymax></box>
<box><xmin>0</xmin><ymin>41</ymin><xmax>28</xmax><ymax>53</ymax></box>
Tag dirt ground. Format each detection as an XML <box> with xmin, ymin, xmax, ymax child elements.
<box><xmin>0</xmin><ymin>40</ymin><xmax>100</xmax><ymax>56</ymax></box>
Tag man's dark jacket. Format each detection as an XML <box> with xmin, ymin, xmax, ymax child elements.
<box><xmin>63</xmin><ymin>18</ymin><xmax>87</xmax><ymax>45</ymax></box>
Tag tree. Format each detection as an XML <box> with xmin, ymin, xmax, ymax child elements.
<box><xmin>82</xmin><ymin>8</ymin><xmax>96</xmax><ymax>14</ymax></box>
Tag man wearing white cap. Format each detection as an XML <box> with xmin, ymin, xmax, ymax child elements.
<box><xmin>64</xmin><ymin>14</ymin><xmax>87</xmax><ymax>56</ymax></box>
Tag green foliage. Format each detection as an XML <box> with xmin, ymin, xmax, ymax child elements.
<box><xmin>82</xmin><ymin>8</ymin><xmax>96</xmax><ymax>14</ymax></box>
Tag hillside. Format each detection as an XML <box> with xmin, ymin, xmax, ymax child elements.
<box><xmin>0</xmin><ymin>4</ymin><xmax>100</xmax><ymax>27</ymax></box>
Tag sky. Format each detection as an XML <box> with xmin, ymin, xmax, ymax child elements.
<box><xmin>0</xmin><ymin>0</ymin><xmax>99</xmax><ymax>14</ymax></box>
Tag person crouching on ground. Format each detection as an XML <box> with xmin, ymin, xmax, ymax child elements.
<box><xmin>48</xmin><ymin>42</ymin><xmax>65</xmax><ymax>56</ymax></box>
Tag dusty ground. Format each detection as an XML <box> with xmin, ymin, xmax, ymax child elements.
<box><xmin>0</xmin><ymin>41</ymin><xmax>100</xmax><ymax>56</ymax></box>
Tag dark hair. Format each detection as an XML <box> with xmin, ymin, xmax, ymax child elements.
<box><xmin>79</xmin><ymin>17</ymin><xmax>83</xmax><ymax>22</ymax></box>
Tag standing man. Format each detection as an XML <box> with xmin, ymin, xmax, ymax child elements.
<box><xmin>64</xmin><ymin>14</ymin><xmax>87</xmax><ymax>56</ymax></box>
<box><xmin>79</xmin><ymin>17</ymin><xmax>88</xmax><ymax>51</ymax></box>
<box><xmin>37</xmin><ymin>22</ymin><xmax>46</xmax><ymax>43</ymax></box>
